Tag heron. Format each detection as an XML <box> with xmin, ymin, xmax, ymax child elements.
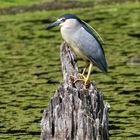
<box><xmin>43</xmin><ymin>14</ymin><xmax>108</xmax><ymax>87</ymax></box>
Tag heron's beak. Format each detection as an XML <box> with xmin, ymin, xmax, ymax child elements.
<box><xmin>42</xmin><ymin>20</ymin><xmax>61</xmax><ymax>30</ymax></box>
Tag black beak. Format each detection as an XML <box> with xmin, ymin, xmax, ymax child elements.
<box><xmin>42</xmin><ymin>20</ymin><xmax>61</xmax><ymax>30</ymax></box>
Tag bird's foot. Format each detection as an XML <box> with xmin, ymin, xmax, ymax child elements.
<box><xmin>77</xmin><ymin>73</ymin><xmax>86</xmax><ymax>79</ymax></box>
<box><xmin>72</xmin><ymin>73</ymin><xmax>90</xmax><ymax>89</ymax></box>
<box><xmin>70</xmin><ymin>73</ymin><xmax>85</xmax><ymax>81</ymax></box>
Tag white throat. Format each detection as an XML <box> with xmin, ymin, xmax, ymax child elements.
<box><xmin>60</xmin><ymin>19</ymin><xmax>81</xmax><ymax>44</ymax></box>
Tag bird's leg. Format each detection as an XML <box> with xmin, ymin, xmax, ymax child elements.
<box><xmin>73</xmin><ymin>62</ymin><xmax>93</xmax><ymax>88</ymax></box>
<box><xmin>82</xmin><ymin>67</ymin><xmax>87</xmax><ymax>75</ymax></box>
<box><xmin>84</xmin><ymin>62</ymin><xmax>93</xmax><ymax>88</ymax></box>
<box><xmin>77</xmin><ymin>68</ymin><xmax>86</xmax><ymax>79</ymax></box>
<box><xmin>78</xmin><ymin>62</ymin><xmax>89</xmax><ymax>79</ymax></box>
<box><xmin>71</xmin><ymin>68</ymin><xmax>86</xmax><ymax>85</ymax></box>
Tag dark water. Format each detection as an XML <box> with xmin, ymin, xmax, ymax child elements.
<box><xmin>0</xmin><ymin>2</ymin><xmax>140</xmax><ymax>140</ymax></box>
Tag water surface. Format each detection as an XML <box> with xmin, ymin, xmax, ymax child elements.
<box><xmin>0</xmin><ymin>2</ymin><xmax>140</xmax><ymax>140</ymax></box>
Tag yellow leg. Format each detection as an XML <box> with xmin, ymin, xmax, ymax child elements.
<box><xmin>84</xmin><ymin>62</ymin><xmax>93</xmax><ymax>87</ymax></box>
<box><xmin>73</xmin><ymin>62</ymin><xmax>93</xmax><ymax>88</ymax></box>
<box><xmin>82</xmin><ymin>67</ymin><xmax>86</xmax><ymax>75</ymax></box>
<box><xmin>82</xmin><ymin>62</ymin><xmax>90</xmax><ymax>75</ymax></box>
<box><xmin>78</xmin><ymin>67</ymin><xmax>86</xmax><ymax>79</ymax></box>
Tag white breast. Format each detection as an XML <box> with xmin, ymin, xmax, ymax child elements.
<box><xmin>60</xmin><ymin>20</ymin><xmax>89</xmax><ymax>60</ymax></box>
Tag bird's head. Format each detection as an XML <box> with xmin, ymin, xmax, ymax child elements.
<box><xmin>43</xmin><ymin>14</ymin><xmax>81</xmax><ymax>30</ymax></box>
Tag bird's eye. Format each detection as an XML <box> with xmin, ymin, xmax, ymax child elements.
<box><xmin>61</xmin><ymin>18</ymin><xmax>66</xmax><ymax>22</ymax></box>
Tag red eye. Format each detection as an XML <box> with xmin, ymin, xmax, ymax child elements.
<box><xmin>61</xmin><ymin>18</ymin><xmax>66</xmax><ymax>22</ymax></box>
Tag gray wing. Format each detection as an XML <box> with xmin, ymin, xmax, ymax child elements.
<box><xmin>72</xmin><ymin>26</ymin><xmax>108</xmax><ymax>73</ymax></box>
<box><xmin>81</xmin><ymin>20</ymin><xmax>104</xmax><ymax>44</ymax></box>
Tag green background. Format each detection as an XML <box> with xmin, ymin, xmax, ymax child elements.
<box><xmin>0</xmin><ymin>0</ymin><xmax>139</xmax><ymax>139</ymax></box>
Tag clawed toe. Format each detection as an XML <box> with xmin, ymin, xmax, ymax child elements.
<box><xmin>70</xmin><ymin>73</ymin><xmax>90</xmax><ymax>89</ymax></box>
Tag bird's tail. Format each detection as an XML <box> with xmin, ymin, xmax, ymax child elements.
<box><xmin>90</xmin><ymin>56</ymin><xmax>108</xmax><ymax>73</ymax></box>
<box><xmin>97</xmin><ymin>59</ymin><xmax>108</xmax><ymax>73</ymax></box>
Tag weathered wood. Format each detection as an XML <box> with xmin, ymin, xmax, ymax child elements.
<box><xmin>41</xmin><ymin>42</ymin><xmax>110</xmax><ymax>140</ymax></box>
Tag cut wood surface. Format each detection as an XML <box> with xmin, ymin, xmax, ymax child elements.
<box><xmin>41</xmin><ymin>42</ymin><xmax>110</xmax><ymax>140</ymax></box>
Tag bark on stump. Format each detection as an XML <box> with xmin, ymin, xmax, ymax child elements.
<box><xmin>41</xmin><ymin>42</ymin><xmax>110</xmax><ymax>140</ymax></box>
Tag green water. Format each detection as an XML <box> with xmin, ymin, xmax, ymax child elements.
<box><xmin>0</xmin><ymin>2</ymin><xmax>140</xmax><ymax>140</ymax></box>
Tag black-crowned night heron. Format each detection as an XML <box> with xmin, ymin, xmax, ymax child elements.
<box><xmin>43</xmin><ymin>14</ymin><xmax>107</xmax><ymax>87</ymax></box>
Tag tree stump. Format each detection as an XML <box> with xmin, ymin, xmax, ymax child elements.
<box><xmin>41</xmin><ymin>42</ymin><xmax>110</xmax><ymax>140</ymax></box>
